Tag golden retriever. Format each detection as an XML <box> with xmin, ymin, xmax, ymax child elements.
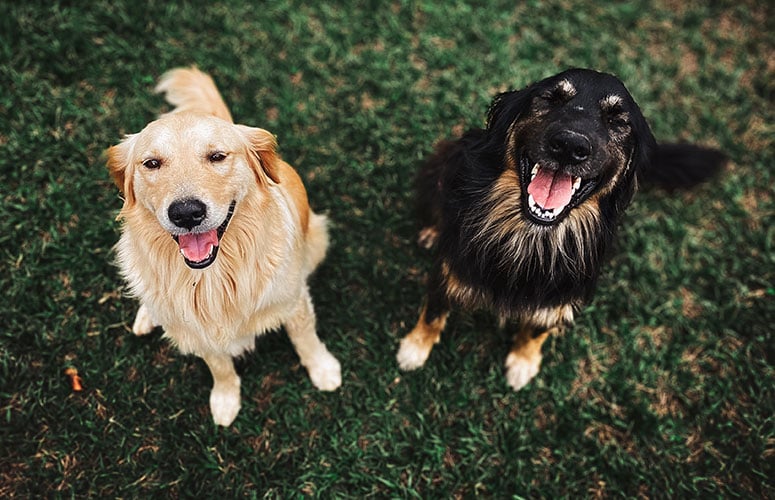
<box><xmin>107</xmin><ymin>67</ymin><xmax>341</xmax><ymax>426</ymax></box>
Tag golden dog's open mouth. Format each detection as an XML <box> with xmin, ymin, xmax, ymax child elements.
<box><xmin>172</xmin><ymin>201</ymin><xmax>236</xmax><ymax>269</ymax></box>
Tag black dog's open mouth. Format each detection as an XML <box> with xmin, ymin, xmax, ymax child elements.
<box><xmin>520</xmin><ymin>154</ymin><xmax>598</xmax><ymax>224</ymax></box>
<box><xmin>171</xmin><ymin>201</ymin><xmax>236</xmax><ymax>269</ymax></box>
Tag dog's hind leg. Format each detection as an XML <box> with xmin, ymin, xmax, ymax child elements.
<box><xmin>397</xmin><ymin>268</ymin><xmax>449</xmax><ymax>370</ymax></box>
<box><xmin>415</xmin><ymin>140</ymin><xmax>457</xmax><ymax>250</ymax></box>
<box><xmin>504</xmin><ymin>305</ymin><xmax>573</xmax><ymax>391</ymax></box>
<box><xmin>202</xmin><ymin>352</ymin><xmax>241</xmax><ymax>426</ymax></box>
<box><xmin>417</xmin><ymin>226</ymin><xmax>440</xmax><ymax>250</ymax></box>
<box><xmin>285</xmin><ymin>287</ymin><xmax>342</xmax><ymax>391</ymax></box>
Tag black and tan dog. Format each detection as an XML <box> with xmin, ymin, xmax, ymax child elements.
<box><xmin>397</xmin><ymin>68</ymin><xmax>725</xmax><ymax>390</ymax></box>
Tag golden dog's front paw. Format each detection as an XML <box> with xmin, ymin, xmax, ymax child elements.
<box><xmin>306</xmin><ymin>350</ymin><xmax>342</xmax><ymax>391</ymax></box>
<box><xmin>504</xmin><ymin>351</ymin><xmax>542</xmax><ymax>391</ymax></box>
<box><xmin>209</xmin><ymin>378</ymin><xmax>241</xmax><ymax>427</ymax></box>
<box><xmin>131</xmin><ymin>304</ymin><xmax>157</xmax><ymax>336</ymax></box>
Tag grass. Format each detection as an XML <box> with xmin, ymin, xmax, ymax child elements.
<box><xmin>1</xmin><ymin>0</ymin><xmax>772</xmax><ymax>497</ymax></box>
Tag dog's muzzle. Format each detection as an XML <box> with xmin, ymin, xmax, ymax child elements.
<box><xmin>170</xmin><ymin>200</ymin><xmax>236</xmax><ymax>269</ymax></box>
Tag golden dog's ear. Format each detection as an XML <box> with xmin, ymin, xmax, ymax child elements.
<box><xmin>235</xmin><ymin>124</ymin><xmax>280</xmax><ymax>185</ymax></box>
<box><xmin>106</xmin><ymin>135</ymin><xmax>137</xmax><ymax>208</ymax></box>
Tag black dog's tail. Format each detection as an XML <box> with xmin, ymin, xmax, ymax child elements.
<box><xmin>641</xmin><ymin>143</ymin><xmax>727</xmax><ymax>189</ymax></box>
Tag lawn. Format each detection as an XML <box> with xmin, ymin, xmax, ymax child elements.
<box><xmin>1</xmin><ymin>0</ymin><xmax>772</xmax><ymax>497</ymax></box>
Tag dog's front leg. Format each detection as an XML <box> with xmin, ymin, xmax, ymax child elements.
<box><xmin>397</xmin><ymin>267</ymin><xmax>449</xmax><ymax>370</ymax></box>
<box><xmin>202</xmin><ymin>353</ymin><xmax>241</xmax><ymax>426</ymax></box>
<box><xmin>504</xmin><ymin>305</ymin><xmax>573</xmax><ymax>391</ymax></box>
<box><xmin>131</xmin><ymin>303</ymin><xmax>159</xmax><ymax>335</ymax></box>
<box><xmin>284</xmin><ymin>287</ymin><xmax>342</xmax><ymax>391</ymax></box>
<box><xmin>504</xmin><ymin>326</ymin><xmax>553</xmax><ymax>391</ymax></box>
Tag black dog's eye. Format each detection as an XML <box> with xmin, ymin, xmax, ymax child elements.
<box><xmin>208</xmin><ymin>151</ymin><xmax>227</xmax><ymax>162</ymax></box>
<box><xmin>607</xmin><ymin>113</ymin><xmax>630</xmax><ymax>129</ymax></box>
<box><xmin>533</xmin><ymin>91</ymin><xmax>563</xmax><ymax>113</ymax></box>
<box><xmin>539</xmin><ymin>90</ymin><xmax>563</xmax><ymax>104</ymax></box>
<box><xmin>142</xmin><ymin>158</ymin><xmax>161</xmax><ymax>170</ymax></box>
<box><xmin>610</xmin><ymin>117</ymin><xmax>629</xmax><ymax>128</ymax></box>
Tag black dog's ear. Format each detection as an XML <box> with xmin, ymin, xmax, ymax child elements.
<box><xmin>603</xmin><ymin>93</ymin><xmax>658</xmax><ymax>215</ymax></box>
<box><xmin>626</xmin><ymin>99</ymin><xmax>657</xmax><ymax>177</ymax></box>
<box><xmin>485</xmin><ymin>88</ymin><xmax>535</xmax><ymax>138</ymax></box>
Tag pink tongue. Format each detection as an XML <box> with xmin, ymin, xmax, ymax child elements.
<box><xmin>527</xmin><ymin>167</ymin><xmax>574</xmax><ymax>210</ymax></box>
<box><xmin>177</xmin><ymin>230</ymin><xmax>218</xmax><ymax>262</ymax></box>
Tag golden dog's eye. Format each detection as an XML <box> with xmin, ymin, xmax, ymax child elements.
<box><xmin>208</xmin><ymin>151</ymin><xmax>227</xmax><ymax>162</ymax></box>
<box><xmin>142</xmin><ymin>158</ymin><xmax>161</xmax><ymax>169</ymax></box>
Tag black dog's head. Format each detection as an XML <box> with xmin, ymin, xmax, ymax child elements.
<box><xmin>485</xmin><ymin>68</ymin><xmax>656</xmax><ymax>225</ymax></box>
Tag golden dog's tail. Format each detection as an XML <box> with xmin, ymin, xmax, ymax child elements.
<box><xmin>155</xmin><ymin>67</ymin><xmax>233</xmax><ymax>122</ymax></box>
<box><xmin>305</xmin><ymin>212</ymin><xmax>329</xmax><ymax>275</ymax></box>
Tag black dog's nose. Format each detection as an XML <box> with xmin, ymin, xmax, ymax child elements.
<box><xmin>547</xmin><ymin>130</ymin><xmax>592</xmax><ymax>165</ymax></box>
<box><xmin>168</xmin><ymin>199</ymin><xmax>207</xmax><ymax>230</ymax></box>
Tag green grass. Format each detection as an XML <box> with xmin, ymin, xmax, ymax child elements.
<box><xmin>1</xmin><ymin>0</ymin><xmax>772</xmax><ymax>497</ymax></box>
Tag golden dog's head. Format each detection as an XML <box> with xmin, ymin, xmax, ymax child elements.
<box><xmin>108</xmin><ymin>112</ymin><xmax>279</xmax><ymax>269</ymax></box>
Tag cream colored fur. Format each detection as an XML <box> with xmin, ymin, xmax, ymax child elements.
<box><xmin>108</xmin><ymin>67</ymin><xmax>340</xmax><ymax>426</ymax></box>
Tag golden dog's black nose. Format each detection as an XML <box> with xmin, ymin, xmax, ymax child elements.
<box><xmin>168</xmin><ymin>199</ymin><xmax>207</xmax><ymax>230</ymax></box>
<box><xmin>547</xmin><ymin>130</ymin><xmax>592</xmax><ymax>165</ymax></box>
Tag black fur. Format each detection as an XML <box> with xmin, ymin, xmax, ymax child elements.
<box><xmin>416</xmin><ymin>68</ymin><xmax>725</xmax><ymax>325</ymax></box>
<box><xmin>644</xmin><ymin>142</ymin><xmax>726</xmax><ymax>189</ymax></box>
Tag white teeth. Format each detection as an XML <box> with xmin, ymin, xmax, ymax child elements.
<box><xmin>527</xmin><ymin>194</ymin><xmax>557</xmax><ymax>221</ymax></box>
<box><xmin>525</xmin><ymin>165</ymin><xmax>582</xmax><ymax>222</ymax></box>
<box><xmin>180</xmin><ymin>243</ymin><xmax>214</xmax><ymax>261</ymax></box>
